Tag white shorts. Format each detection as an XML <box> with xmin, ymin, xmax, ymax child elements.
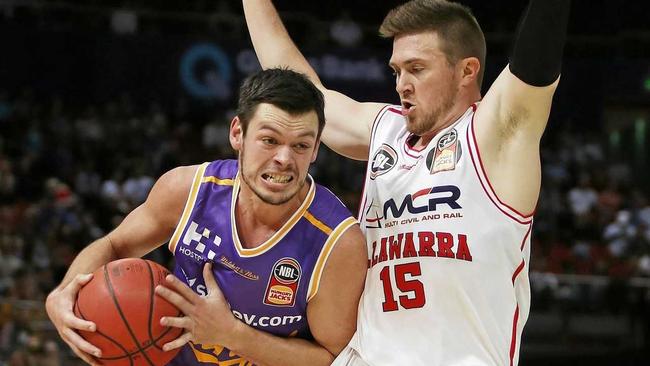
<box><xmin>331</xmin><ymin>346</ymin><xmax>370</xmax><ymax>366</ymax></box>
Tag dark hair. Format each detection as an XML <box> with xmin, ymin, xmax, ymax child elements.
<box><xmin>380</xmin><ymin>0</ymin><xmax>486</xmax><ymax>87</ymax></box>
<box><xmin>236</xmin><ymin>68</ymin><xmax>325</xmax><ymax>138</ymax></box>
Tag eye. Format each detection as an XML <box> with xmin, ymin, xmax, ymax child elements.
<box><xmin>294</xmin><ymin>143</ymin><xmax>311</xmax><ymax>151</ymax></box>
<box><xmin>411</xmin><ymin>66</ymin><xmax>424</xmax><ymax>74</ymax></box>
<box><xmin>262</xmin><ymin>137</ymin><xmax>277</xmax><ymax>145</ymax></box>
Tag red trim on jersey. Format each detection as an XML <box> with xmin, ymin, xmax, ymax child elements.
<box><xmin>469</xmin><ymin>116</ymin><xmax>535</xmax><ymax>219</ymax></box>
<box><xmin>466</xmin><ymin>113</ymin><xmax>533</xmax><ymax>225</ymax></box>
<box><xmin>402</xmin><ymin>139</ymin><xmax>423</xmax><ymax>158</ymax></box>
<box><xmin>405</xmin><ymin>133</ymin><xmax>428</xmax><ymax>152</ymax></box>
<box><xmin>467</xmin><ymin>131</ymin><xmax>532</xmax><ymax>225</ymax></box>
<box><xmin>509</xmin><ymin>305</ymin><xmax>520</xmax><ymax>366</ymax></box>
<box><xmin>511</xmin><ymin>259</ymin><xmax>525</xmax><ymax>284</ymax></box>
<box><xmin>387</xmin><ymin>107</ymin><xmax>402</xmax><ymax>115</ymax></box>
<box><xmin>509</xmin><ymin>223</ymin><xmax>531</xmax><ymax>366</ymax></box>
<box><xmin>521</xmin><ymin>224</ymin><xmax>532</xmax><ymax>251</ymax></box>
<box><xmin>358</xmin><ymin>105</ymin><xmax>393</xmax><ymax>219</ymax></box>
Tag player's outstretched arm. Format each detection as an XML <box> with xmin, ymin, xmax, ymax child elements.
<box><xmin>44</xmin><ymin>165</ymin><xmax>196</xmax><ymax>365</ymax></box>
<box><xmin>473</xmin><ymin>0</ymin><xmax>570</xmax><ymax>214</ymax></box>
<box><xmin>156</xmin><ymin>224</ymin><xmax>367</xmax><ymax>366</ymax></box>
<box><xmin>242</xmin><ymin>0</ymin><xmax>386</xmax><ymax>160</ymax></box>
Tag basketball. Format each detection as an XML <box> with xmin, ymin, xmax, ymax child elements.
<box><xmin>73</xmin><ymin>258</ymin><xmax>184</xmax><ymax>366</ymax></box>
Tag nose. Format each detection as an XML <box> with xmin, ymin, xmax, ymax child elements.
<box><xmin>396</xmin><ymin>73</ymin><xmax>414</xmax><ymax>96</ymax></box>
<box><xmin>273</xmin><ymin>145</ymin><xmax>293</xmax><ymax>167</ymax></box>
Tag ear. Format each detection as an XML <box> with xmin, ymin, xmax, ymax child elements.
<box><xmin>310</xmin><ymin>140</ymin><xmax>321</xmax><ymax>163</ymax></box>
<box><xmin>229</xmin><ymin>116</ymin><xmax>243</xmax><ymax>151</ymax></box>
<box><xmin>459</xmin><ymin>57</ymin><xmax>480</xmax><ymax>87</ymax></box>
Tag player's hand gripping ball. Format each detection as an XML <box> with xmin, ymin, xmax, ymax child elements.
<box><xmin>74</xmin><ymin>258</ymin><xmax>184</xmax><ymax>366</ymax></box>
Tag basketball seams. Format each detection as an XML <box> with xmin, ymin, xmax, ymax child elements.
<box><xmin>104</xmin><ymin>260</ymin><xmax>157</xmax><ymax>366</ymax></box>
<box><xmin>78</xmin><ymin>302</ymin><xmax>180</xmax><ymax>362</ymax></box>
<box><xmin>81</xmin><ymin>318</ymin><xmax>179</xmax><ymax>361</ymax></box>
<box><xmin>75</xmin><ymin>299</ymin><xmax>134</xmax><ymax>365</ymax></box>
<box><xmin>143</xmin><ymin>261</ymin><xmax>185</xmax><ymax>352</ymax></box>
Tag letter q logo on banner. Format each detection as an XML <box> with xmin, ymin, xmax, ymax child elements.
<box><xmin>180</xmin><ymin>43</ymin><xmax>232</xmax><ymax>100</ymax></box>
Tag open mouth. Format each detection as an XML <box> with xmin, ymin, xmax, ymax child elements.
<box><xmin>401</xmin><ymin>101</ymin><xmax>416</xmax><ymax>116</ymax></box>
<box><xmin>262</xmin><ymin>173</ymin><xmax>293</xmax><ymax>184</ymax></box>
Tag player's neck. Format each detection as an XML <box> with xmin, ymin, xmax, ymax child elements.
<box><xmin>234</xmin><ymin>183</ymin><xmax>310</xmax><ymax>249</ymax></box>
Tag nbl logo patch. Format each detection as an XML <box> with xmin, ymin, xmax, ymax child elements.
<box><xmin>370</xmin><ymin>144</ymin><xmax>398</xmax><ymax>179</ymax></box>
<box><xmin>264</xmin><ymin>258</ymin><xmax>301</xmax><ymax>307</ymax></box>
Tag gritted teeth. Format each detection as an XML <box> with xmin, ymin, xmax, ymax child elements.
<box><xmin>262</xmin><ymin>173</ymin><xmax>293</xmax><ymax>183</ymax></box>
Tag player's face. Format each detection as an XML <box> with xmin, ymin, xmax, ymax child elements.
<box><xmin>389</xmin><ymin>31</ymin><xmax>460</xmax><ymax>135</ymax></box>
<box><xmin>230</xmin><ymin>103</ymin><xmax>320</xmax><ymax>205</ymax></box>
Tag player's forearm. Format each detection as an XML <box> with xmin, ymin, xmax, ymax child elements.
<box><xmin>242</xmin><ymin>0</ymin><xmax>323</xmax><ymax>87</ymax></box>
<box><xmin>54</xmin><ymin>237</ymin><xmax>118</xmax><ymax>291</ymax></box>
<box><xmin>509</xmin><ymin>0</ymin><xmax>570</xmax><ymax>87</ymax></box>
<box><xmin>227</xmin><ymin>321</ymin><xmax>334</xmax><ymax>366</ymax></box>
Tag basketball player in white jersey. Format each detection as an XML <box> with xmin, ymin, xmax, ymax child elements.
<box><xmin>243</xmin><ymin>0</ymin><xmax>570</xmax><ymax>364</ymax></box>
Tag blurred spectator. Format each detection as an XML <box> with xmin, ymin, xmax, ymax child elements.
<box><xmin>567</xmin><ymin>174</ymin><xmax>598</xmax><ymax>217</ymax></box>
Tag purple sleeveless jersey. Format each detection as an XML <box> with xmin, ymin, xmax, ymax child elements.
<box><xmin>166</xmin><ymin>160</ymin><xmax>357</xmax><ymax>365</ymax></box>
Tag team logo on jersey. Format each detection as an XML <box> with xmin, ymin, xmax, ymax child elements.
<box><xmin>370</xmin><ymin>144</ymin><xmax>398</xmax><ymax>179</ymax></box>
<box><xmin>264</xmin><ymin>258</ymin><xmax>301</xmax><ymax>307</ymax></box>
<box><xmin>179</xmin><ymin>221</ymin><xmax>222</xmax><ymax>263</ymax></box>
<box><xmin>426</xmin><ymin>129</ymin><xmax>462</xmax><ymax>174</ymax></box>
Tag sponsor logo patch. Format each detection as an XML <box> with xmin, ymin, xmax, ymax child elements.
<box><xmin>426</xmin><ymin>129</ymin><xmax>462</xmax><ymax>174</ymax></box>
<box><xmin>370</xmin><ymin>144</ymin><xmax>398</xmax><ymax>179</ymax></box>
<box><xmin>264</xmin><ymin>258</ymin><xmax>301</xmax><ymax>307</ymax></box>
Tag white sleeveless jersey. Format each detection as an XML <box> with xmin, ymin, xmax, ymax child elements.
<box><xmin>350</xmin><ymin>104</ymin><xmax>533</xmax><ymax>366</ymax></box>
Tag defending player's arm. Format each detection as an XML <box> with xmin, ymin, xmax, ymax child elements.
<box><xmin>473</xmin><ymin>0</ymin><xmax>570</xmax><ymax>213</ymax></box>
<box><xmin>44</xmin><ymin>166</ymin><xmax>196</xmax><ymax>364</ymax></box>
<box><xmin>242</xmin><ymin>0</ymin><xmax>385</xmax><ymax>160</ymax></box>
<box><xmin>157</xmin><ymin>225</ymin><xmax>368</xmax><ymax>366</ymax></box>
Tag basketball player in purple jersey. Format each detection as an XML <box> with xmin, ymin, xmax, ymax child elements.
<box><xmin>45</xmin><ymin>68</ymin><xmax>367</xmax><ymax>366</ymax></box>
<box><xmin>244</xmin><ymin>0</ymin><xmax>569</xmax><ymax>364</ymax></box>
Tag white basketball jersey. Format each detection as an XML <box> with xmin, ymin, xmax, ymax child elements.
<box><xmin>350</xmin><ymin>105</ymin><xmax>533</xmax><ymax>366</ymax></box>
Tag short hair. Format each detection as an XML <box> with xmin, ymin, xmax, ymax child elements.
<box><xmin>380</xmin><ymin>0</ymin><xmax>486</xmax><ymax>87</ymax></box>
<box><xmin>236</xmin><ymin>68</ymin><xmax>325</xmax><ymax>138</ymax></box>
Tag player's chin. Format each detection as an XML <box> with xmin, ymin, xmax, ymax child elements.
<box><xmin>260</xmin><ymin>191</ymin><xmax>295</xmax><ymax>205</ymax></box>
<box><xmin>405</xmin><ymin>120</ymin><xmax>423</xmax><ymax>135</ymax></box>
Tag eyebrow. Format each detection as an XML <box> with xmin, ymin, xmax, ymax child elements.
<box><xmin>258</xmin><ymin>124</ymin><xmax>317</xmax><ymax>139</ymax></box>
<box><xmin>388</xmin><ymin>58</ymin><xmax>424</xmax><ymax>69</ymax></box>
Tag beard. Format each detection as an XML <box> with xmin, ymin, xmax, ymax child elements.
<box><xmin>406</xmin><ymin>84</ymin><xmax>459</xmax><ymax>136</ymax></box>
<box><xmin>238</xmin><ymin>147</ymin><xmax>305</xmax><ymax>206</ymax></box>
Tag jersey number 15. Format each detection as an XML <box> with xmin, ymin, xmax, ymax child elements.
<box><xmin>379</xmin><ymin>262</ymin><xmax>426</xmax><ymax>312</ymax></box>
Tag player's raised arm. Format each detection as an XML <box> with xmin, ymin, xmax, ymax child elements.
<box><xmin>473</xmin><ymin>0</ymin><xmax>570</xmax><ymax>214</ymax></box>
<box><xmin>242</xmin><ymin>0</ymin><xmax>386</xmax><ymax>160</ymax></box>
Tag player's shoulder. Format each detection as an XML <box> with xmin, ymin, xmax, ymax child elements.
<box><xmin>371</xmin><ymin>104</ymin><xmax>407</xmax><ymax>138</ymax></box>
<box><xmin>203</xmin><ymin>159</ymin><xmax>238</xmax><ymax>180</ymax></box>
<box><xmin>375</xmin><ymin>104</ymin><xmax>404</xmax><ymax>123</ymax></box>
<box><xmin>309</xmin><ymin>183</ymin><xmax>355</xmax><ymax>227</ymax></box>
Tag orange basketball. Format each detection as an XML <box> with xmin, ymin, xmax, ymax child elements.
<box><xmin>74</xmin><ymin>258</ymin><xmax>184</xmax><ymax>366</ymax></box>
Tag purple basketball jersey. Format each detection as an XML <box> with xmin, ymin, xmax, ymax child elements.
<box><xmin>166</xmin><ymin>160</ymin><xmax>357</xmax><ymax>365</ymax></box>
